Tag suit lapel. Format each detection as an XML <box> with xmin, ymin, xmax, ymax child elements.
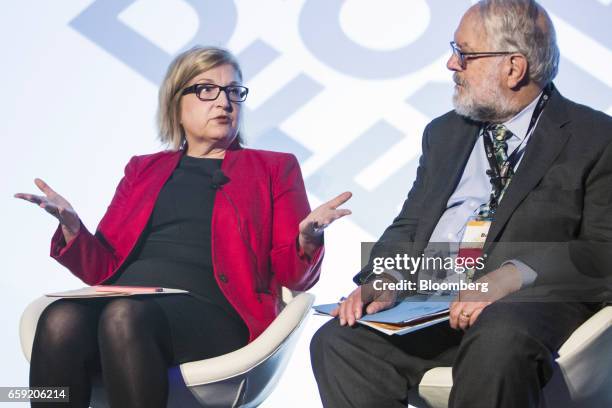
<box><xmin>111</xmin><ymin>150</ymin><xmax>182</xmax><ymax>262</ymax></box>
<box><xmin>484</xmin><ymin>88</ymin><xmax>571</xmax><ymax>248</ymax></box>
<box><xmin>414</xmin><ymin>118</ymin><xmax>480</xmax><ymax>246</ymax></box>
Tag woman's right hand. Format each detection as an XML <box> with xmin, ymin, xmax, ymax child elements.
<box><xmin>15</xmin><ymin>178</ymin><xmax>81</xmax><ymax>242</ymax></box>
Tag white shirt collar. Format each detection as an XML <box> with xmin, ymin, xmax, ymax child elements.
<box><xmin>502</xmin><ymin>91</ymin><xmax>544</xmax><ymax>141</ymax></box>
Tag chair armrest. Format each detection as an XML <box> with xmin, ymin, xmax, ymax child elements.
<box><xmin>281</xmin><ymin>287</ymin><xmax>296</xmax><ymax>305</ymax></box>
<box><xmin>180</xmin><ymin>292</ymin><xmax>315</xmax><ymax>386</ymax></box>
<box><xmin>557</xmin><ymin>306</ymin><xmax>612</xmax><ymax>359</ymax></box>
<box><xmin>418</xmin><ymin>367</ymin><xmax>453</xmax><ymax>408</ymax></box>
<box><xmin>552</xmin><ymin>306</ymin><xmax>612</xmax><ymax>400</ymax></box>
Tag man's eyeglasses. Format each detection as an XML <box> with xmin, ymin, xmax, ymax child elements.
<box><xmin>182</xmin><ymin>83</ymin><xmax>249</xmax><ymax>102</ymax></box>
<box><xmin>450</xmin><ymin>41</ymin><xmax>517</xmax><ymax>69</ymax></box>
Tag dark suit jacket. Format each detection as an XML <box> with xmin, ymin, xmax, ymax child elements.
<box><xmin>355</xmin><ymin>85</ymin><xmax>612</xmax><ymax>298</ymax></box>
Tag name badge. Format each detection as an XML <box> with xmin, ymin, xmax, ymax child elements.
<box><xmin>461</xmin><ymin>218</ymin><xmax>491</xmax><ymax>246</ymax></box>
<box><xmin>458</xmin><ymin>217</ymin><xmax>492</xmax><ymax>282</ymax></box>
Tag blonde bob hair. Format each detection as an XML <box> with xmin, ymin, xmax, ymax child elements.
<box><xmin>157</xmin><ymin>46</ymin><xmax>244</xmax><ymax>150</ymax></box>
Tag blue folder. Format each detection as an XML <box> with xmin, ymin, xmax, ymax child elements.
<box><xmin>313</xmin><ymin>295</ymin><xmax>450</xmax><ymax>324</ymax></box>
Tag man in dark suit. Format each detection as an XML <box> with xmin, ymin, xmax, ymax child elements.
<box><xmin>310</xmin><ymin>1</ymin><xmax>612</xmax><ymax>407</ymax></box>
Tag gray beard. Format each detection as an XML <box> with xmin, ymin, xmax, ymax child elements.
<box><xmin>453</xmin><ymin>89</ymin><xmax>519</xmax><ymax>123</ymax></box>
<box><xmin>452</xmin><ymin>69</ymin><xmax>520</xmax><ymax>123</ymax></box>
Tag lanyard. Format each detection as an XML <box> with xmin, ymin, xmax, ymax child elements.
<box><xmin>482</xmin><ymin>85</ymin><xmax>552</xmax><ymax>201</ymax></box>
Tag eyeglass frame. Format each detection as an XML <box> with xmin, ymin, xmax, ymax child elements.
<box><xmin>181</xmin><ymin>83</ymin><xmax>249</xmax><ymax>102</ymax></box>
<box><xmin>450</xmin><ymin>41</ymin><xmax>519</xmax><ymax>69</ymax></box>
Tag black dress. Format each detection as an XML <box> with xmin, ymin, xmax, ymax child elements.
<box><xmin>108</xmin><ymin>155</ymin><xmax>249</xmax><ymax>363</ymax></box>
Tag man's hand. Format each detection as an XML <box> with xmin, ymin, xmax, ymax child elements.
<box><xmin>330</xmin><ymin>279</ymin><xmax>397</xmax><ymax>326</ymax></box>
<box><xmin>449</xmin><ymin>263</ymin><xmax>522</xmax><ymax>330</ymax></box>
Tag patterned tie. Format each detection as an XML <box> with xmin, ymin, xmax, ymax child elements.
<box><xmin>478</xmin><ymin>124</ymin><xmax>515</xmax><ymax>217</ymax></box>
<box><xmin>488</xmin><ymin>124</ymin><xmax>514</xmax><ymax>191</ymax></box>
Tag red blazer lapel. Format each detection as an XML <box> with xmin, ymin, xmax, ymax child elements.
<box><xmin>102</xmin><ymin>151</ymin><xmax>183</xmax><ymax>263</ymax></box>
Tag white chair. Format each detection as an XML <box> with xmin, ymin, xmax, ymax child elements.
<box><xmin>412</xmin><ymin>306</ymin><xmax>612</xmax><ymax>408</ymax></box>
<box><xmin>20</xmin><ymin>289</ymin><xmax>315</xmax><ymax>407</ymax></box>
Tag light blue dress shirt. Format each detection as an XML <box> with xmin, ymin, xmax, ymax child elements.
<box><xmin>427</xmin><ymin>93</ymin><xmax>544</xmax><ymax>287</ymax></box>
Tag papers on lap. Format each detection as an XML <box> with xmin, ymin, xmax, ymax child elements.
<box><xmin>313</xmin><ymin>295</ymin><xmax>450</xmax><ymax>336</ymax></box>
<box><xmin>46</xmin><ymin>285</ymin><xmax>189</xmax><ymax>298</ymax></box>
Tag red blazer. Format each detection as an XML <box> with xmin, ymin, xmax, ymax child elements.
<box><xmin>50</xmin><ymin>145</ymin><xmax>323</xmax><ymax>341</ymax></box>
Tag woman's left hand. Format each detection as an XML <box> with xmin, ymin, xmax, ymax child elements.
<box><xmin>298</xmin><ymin>191</ymin><xmax>352</xmax><ymax>254</ymax></box>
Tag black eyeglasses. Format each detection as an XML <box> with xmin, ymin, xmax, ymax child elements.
<box><xmin>450</xmin><ymin>41</ymin><xmax>517</xmax><ymax>69</ymax></box>
<box><xmin>182</xmin><ymin>83</ymin><xmax>249</xmax><ymax>102</ymax></box>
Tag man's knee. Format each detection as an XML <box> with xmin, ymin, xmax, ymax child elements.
<box><xmin>310</xmin><ymin>319</ymin><xmax>342</xmax><ymax>362</ymax></box>
<box><xmin>310</xmin><ymin>318</ymin><xmax>370</xmax><ymax>364</ymax></box>
<box><xmin>457</xmin><ymin>304</ymin><xmax>554</xmax><ymax>377</ymax></box>
<box><xmin>471</xmin><ymin>302</ymin><xmax>529</xmax><ymax>333</ymax></box>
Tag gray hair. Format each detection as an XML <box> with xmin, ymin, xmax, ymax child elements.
<box><xmin>478</xmin><ymin>0</ymin><xmax>559</xmax><ymax>86</ymax></box>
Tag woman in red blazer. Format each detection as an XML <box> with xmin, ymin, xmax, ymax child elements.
<box><xmin>16</xmin><ymin>46</ymin><xmax>351</xmax><ymax>408</ymax></box>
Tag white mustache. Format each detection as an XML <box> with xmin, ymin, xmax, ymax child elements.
<box><xmin>453</xmin><ymin>73</ymin><xmax>467</xmax><ymax>87</ymax></box>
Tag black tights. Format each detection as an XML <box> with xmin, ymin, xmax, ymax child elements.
<box><xmin>30</xmin><ymin>297</ymin><xmax>174</xmax><ymax>408</ymax></box>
